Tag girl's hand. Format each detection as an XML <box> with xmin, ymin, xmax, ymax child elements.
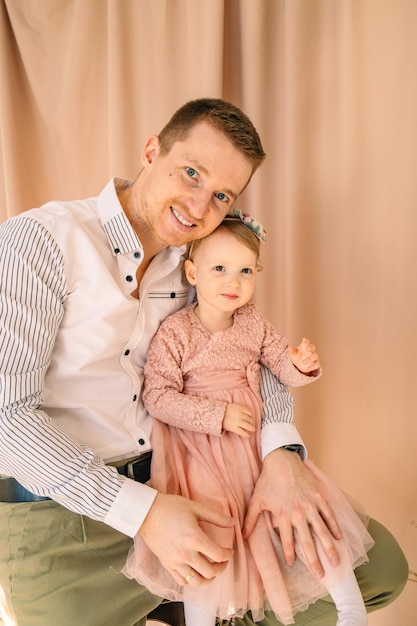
<box><xmin>222</xmin><ymin>403</ymin><xmax>256</xmax><ymax>437</ymax></box>
<box><xmin>289</xmin><ymin>337</ymin><xmax>320</xmax><ymax>374</ymax></box>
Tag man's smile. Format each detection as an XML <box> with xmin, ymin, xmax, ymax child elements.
<box><xmin>171</xmin><ymin>206</ymin><xmax>195</xmax><ymax>228</ymax></box>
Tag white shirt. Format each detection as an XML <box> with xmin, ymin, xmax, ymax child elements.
<box><xmin>0</xmin><ymin>178</ymin><xmax>304</xmax><ymax>537</ymax></box>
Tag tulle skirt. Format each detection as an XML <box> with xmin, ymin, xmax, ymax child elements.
<box><xmin>123</xmin><ymin>368</ymin><xmax>374</xmax><ymax>624</ymax></box>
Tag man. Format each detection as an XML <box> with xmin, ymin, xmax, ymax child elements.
<box><xmin>0</xmin><ymin>99</ymin><xmax>408</xmax><ymax>625</ymax></box>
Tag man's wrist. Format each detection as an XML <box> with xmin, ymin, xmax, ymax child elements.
<box><xmin>261</xmin><ymin>422</ymin><xmax>307</xmax><ymax>460</ymax></box>
<box><xmin>281</xmin><ymin>444</ymin><xmax>304</xmax><ymax>457</ymax></box>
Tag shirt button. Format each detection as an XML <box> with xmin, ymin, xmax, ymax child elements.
<box><xmin>126</xmin><ymin>275</ymin><xmax>133</xmax><ymax>282</ymax></box>
<box><xmin>132</xmin><ymin>395</ymin><xmax>137</xmax><ymax>401</ymax></box>
<box><xmin>114</xmin><ymin>248</ymin><xmax>120</xmax><ymax>254</ymax></box>
<box><xmin>124</xmin><ymin>349</ymin><xmax>130</xmax><ymax>356</ymax></box>
<box><xmin>170</xmin><ymin>292</ymin><xmax>176</xmax><ymax>298</ymax></box>
<box><xmin>138</xmin><ymin>438</ymin><xmax>145</xmax><ymax>446</ymax></box>
<box><xmin>134</xmin><ymin>251</ymin><xmax>141</xmax><ymax>259</ymax></box>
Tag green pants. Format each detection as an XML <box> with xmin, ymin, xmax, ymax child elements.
<box><xmin>0</xmin><ymin>501</ymin><xmax>408</xmax><ymax>626</ymax></box>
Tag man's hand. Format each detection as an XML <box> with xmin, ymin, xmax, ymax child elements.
<box><xmin>138</xmin><ymin>492</ymin><xmax>234</xmax><ymax>587</ymax></box>
<box><xmin>242</xmin><ymin>448</ymin><xmax>342</xmax><ymax>578</ymax></box>
<box><xmin>222</xmin><ymin>403</ymin><xmax>256</xmax><ymax>437</ymax></box>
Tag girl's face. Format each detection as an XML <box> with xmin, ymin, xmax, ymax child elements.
<box><xmin>184</xmin><ymin>229</ymin><xmax>259</xmax><ymax>316</ymax></box>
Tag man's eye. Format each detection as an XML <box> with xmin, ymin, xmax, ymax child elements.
<box><xmin>215</xmin><ymin>192</ymin><xmax>229</xmax><ymax>203</ymax></box>
<box><xmin>186</xmin><ymin>167</ymin><xmax>197</xmax><ymax>179</ymax></box>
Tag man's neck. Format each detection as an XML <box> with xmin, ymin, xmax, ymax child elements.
<box><xmin>116</xmin><ymin>178</ymin><xmax>166</xmax><ymax>264</ymax></box>
<box><xmin>116</xmin><ymin>178</ymin><xmax>167</xmax><ymax>298</ymax></box>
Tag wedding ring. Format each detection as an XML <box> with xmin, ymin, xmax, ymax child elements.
<box><xmin>184</xmin><ymin>568</ymin><xmax>196</xmax><ymax>583</ymax></box>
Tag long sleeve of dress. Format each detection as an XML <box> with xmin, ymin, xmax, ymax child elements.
<box><xmin>258</xmin><ymin>313</ymin><xmax>321</xmax><ymax>388</ymax></box>
<box><xmin>143</xmin><ymin>304</ymin><xmax>321</xmax><ymax>439</ymax></box>
<box><xmin>143</xmin><ymin>315</ymin><xmax>226</xmax><ymax>436</ymax></box>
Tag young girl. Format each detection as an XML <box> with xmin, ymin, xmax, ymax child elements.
<box><xmin>123</xmin><ymin>211</ymin><xmax>373</xmax><ymax>626</ymax></box>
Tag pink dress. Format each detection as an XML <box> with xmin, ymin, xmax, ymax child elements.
<box><xmin>123</xmin><ymin>303</ymin><xmax>373</xmax><ymax>624</ymax></box>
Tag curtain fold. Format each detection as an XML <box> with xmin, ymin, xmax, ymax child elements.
<box><xmin>1</xmin><ymin>1</ymin><xmax>415</xmax><ymax>622</ymax></box>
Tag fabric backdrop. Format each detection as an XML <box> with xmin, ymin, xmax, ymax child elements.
<box><xmin>0</xmin><ymin>1</ymin><xmax>416</xmax><ymax>624</ymax></box>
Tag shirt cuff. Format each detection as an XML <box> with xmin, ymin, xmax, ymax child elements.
<box><xmin>103</xmin><ymin>477</ymin><xmax>157</xmax><ymax>537</ymax></box>
<box><xmin>261</xmin><ymin>422</ymin><xmax>307</xmax><ymax>461</ymax></box>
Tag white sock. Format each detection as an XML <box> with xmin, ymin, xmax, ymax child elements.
<box><xmin>329</xmin><ymin>572</ymin><xmax>368</xmax><ymax>626</ymax></box>
<box><xmin>299</xmin><ymin>528</ymin><xmax>367</xmax><ymax>626</ymax></box>
<box><xmin>184</xmin><ymin>602</ymin><xmax>216</xmax><ymax>626</ymax></box>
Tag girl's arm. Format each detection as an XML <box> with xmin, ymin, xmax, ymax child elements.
<box><xmin>142</xmin><ymin>322</ymin><xmax>226</xmax><ymax>436</ymax></box>
<box><xmin>260</xmin><ymin>316</ymin><xmax>321</xmax><ymax>387</ymax></box>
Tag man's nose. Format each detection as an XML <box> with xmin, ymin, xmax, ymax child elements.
<box><xmin>189</xmin><ymin>189</ymin><xmax>212</xmax><ymax>219</ymax></box>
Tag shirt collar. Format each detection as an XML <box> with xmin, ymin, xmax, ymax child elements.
<box><xmin>97</xmin><ymin>178</ymin><xmax>186</xmax><ymax>263</ymax></box>
<box><xmin>98</xmin><ymin>178</ymin><xmax>143</xmax><ymax>256</ymax></box>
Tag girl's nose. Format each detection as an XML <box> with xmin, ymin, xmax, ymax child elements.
<box><xmin>226</xmin><ymin>274</ymin><xmax>240</xmax><ymax>287</ymax></box>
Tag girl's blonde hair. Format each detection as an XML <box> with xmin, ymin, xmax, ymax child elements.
<box><xmin>187</xmin><ymin>217</ymin><xmax>262</xmax><ymax>267</ymax></box>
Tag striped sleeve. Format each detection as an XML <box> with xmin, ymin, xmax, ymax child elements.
<box><xmin>259</xmin><ymin>363</ymin><xmax>295</xmax><ymax>425</ymax></box>
<box><xmin>0</xmin><ymin>217</ymin><xmax>124</xmax><ymax>521</ymax></box>
<box><xmin>259</xmin><ymin>364</ymin><xmax>307</xmax><ymax>460</ymax></box>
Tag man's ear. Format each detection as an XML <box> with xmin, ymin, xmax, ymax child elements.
<box><xmin>184</xmin><ymin>259</ymin><xmax>197</xmax><ymax>285</ymax></box>
<box><xmin>141</xmin><ymin>135</ymin><xmax>160</xmax><ymax>169</ymax></box>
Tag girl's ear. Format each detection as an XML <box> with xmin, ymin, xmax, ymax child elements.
<box><xmin>141</xmin><ymin>135</ymin><xmax>160</xmax><ymax>169</ymax></box>
<box><xmin>184</xmin><ymin>259</ymin><xmax>197</xmax><ymax>285</ymax></box>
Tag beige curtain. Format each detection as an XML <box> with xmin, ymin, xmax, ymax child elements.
<box><xmin>1</xmin><ymin>1</ymin><xmax>416</xmax><ymax>623</ymax></box>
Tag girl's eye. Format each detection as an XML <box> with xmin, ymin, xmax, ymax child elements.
<box><xmin>214</xmin><ymin>265</ymin><xmax>225</xmax><ymax>272</ymax></box>
<box><xmin>186</xmin><ymin>167</ymin><xmax>197</xmax><ymax>179</ymax></box>
<box><xmin>215</xmin><ymin>192</ymin><xmax>229</xmax><ymax>203</ymax></box>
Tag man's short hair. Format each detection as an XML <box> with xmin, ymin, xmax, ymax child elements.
<box><xmin>158</xmin><ymin>98</ymin><xmax>266</xmax><ymax>174</ymax></box>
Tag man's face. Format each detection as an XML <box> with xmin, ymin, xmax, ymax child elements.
<box><xmin>137</xmin><ymin>121</ymin><xmax>253</xmax><ymax>248</ymax></box>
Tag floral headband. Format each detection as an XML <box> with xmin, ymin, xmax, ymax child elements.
<box><xmin>225</xmin><ymin>208</ymin><xmax>267</xmax><ymax>242</ymax></box>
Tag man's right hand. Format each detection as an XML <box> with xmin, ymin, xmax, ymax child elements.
<box><xmin>138</xmin><ymin>492</ymin><xmax>235</xmax><ymax>587</ymax></box>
